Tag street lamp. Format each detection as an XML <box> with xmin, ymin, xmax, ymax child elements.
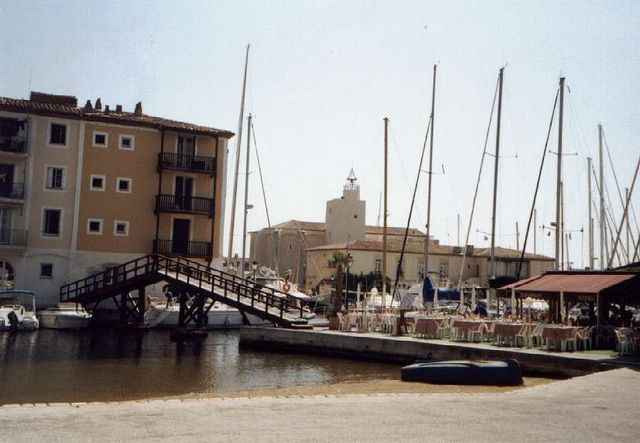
<box><xmin>345</xmin><ymin>253</ymin><xmax>353</xmax><ymax>311</ymax></box>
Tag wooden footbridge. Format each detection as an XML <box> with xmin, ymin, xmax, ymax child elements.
<box><xmin>60</xmin><ymin>255</ymin><xmax>311</xmax><ymax>331</ymax></box>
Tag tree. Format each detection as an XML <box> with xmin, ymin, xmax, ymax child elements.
<box><xmin>327</xmin><ymin>251</ymin><xmax>352</xmax><ymax>318</ymax></box>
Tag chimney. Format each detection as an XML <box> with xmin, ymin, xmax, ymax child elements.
<box><xmin>134</xmin><ymin>102</ymin><xmax>143</xmax><ymax>116</ymax></box>
<box><xmin>104</xmin><ymin>105</ymin><xmax>110</xmax><ymax>114</ymax></box>
<box><xmin>115</xmin><ymin>104</ymin><xmax>122</xmax><ymax>113</ymax></box>
<box><xmin>95</xmin><ymin>98</ymin><xmax>102</xmax><ymax>110</ymax></box>
<box><xmin>83</xmin><ymin>100</ymin><xmax>93</xmax><ymax>112</ymax></box>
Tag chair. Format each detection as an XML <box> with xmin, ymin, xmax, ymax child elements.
<box><xmin>530</xmin><ymin>324</ymin><xmax>544</xmax><ymax>348</ymax></box>
<box><xmin>616</xmin><ymin>328</ymin><xmax>633</xmax><ymax>356</ymax></box>
<box><xmin>514</xmin><ymin>325</ymin><xmax>529</xmax><ymax>348</ymax></box>
<box><xmin>469</xmin><ymin>323</ymin><xmax>485</xmax><ymax>343</ymax></box>
<box><xmin>577</xmin><ymin>326</ymin><xmax>593</xmax><ymax>351</ymax></box>
<box><xmin>437</xmin><ymin>318</ymin><xmax>452</xmax><ymax>339</ymax></box>
<box><xmin>562</xmin><ymin>329</ymin><xmax>578</xmax><ymax>352</ymax></box>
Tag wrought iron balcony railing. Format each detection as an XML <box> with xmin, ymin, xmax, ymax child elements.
<box><xmin>155</xmin><ymin>194</ymin><xmax>214</xmax><ymax>216</ymax></box>
<box><xmin>157</xmin><ymin>152</ymin><xmax>217</xmax><ymax>175</ymax></box>
<box><xmin>0</xmin><ymin>183</ymin><xmax>25</xmax><ymax>200</ymax></box>
<box><xmin>153</xmin><ymin>239</ymin><xmax>212</xmax><ymax>258</ymax></box>
<box><xmin>0</xmin><ymin>229</ymin><xmax>28</xmax><ymax>247</ymax></box>
<box><xmin>0</xmin><ymin>135</ymin><xmax>28</xmax><ymax>154</ymax></box>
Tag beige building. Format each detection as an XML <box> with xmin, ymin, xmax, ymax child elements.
<box><xmin>249</xmin><ymin>171</ymin><xmax>426</xmax><ymax>286</ymax></box>
<box><xmin>0</xmin><ymin>92</ymin><xmax>232</xmax><ymax>306</ymax></box>
<box><xmin>306</xmin><ymin>240</ymin><xmax>555</xmax><ymax>291</ymax></box>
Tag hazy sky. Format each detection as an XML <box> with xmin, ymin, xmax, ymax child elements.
<box><xmin>1</xmin><ymin>0</ymin><xmax>638</xmax><ymax>267</ymax></box>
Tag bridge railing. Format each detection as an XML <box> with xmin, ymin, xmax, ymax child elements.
<box><xmin>60</xmin><ymin>254</ymin><xmax>307</xmax><ymax>320</ymax></box>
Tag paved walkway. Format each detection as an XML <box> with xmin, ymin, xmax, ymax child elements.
<box><xmin>1</xmin><ymin>368</ymin><xmax>638</xmax><ymax>442</ymax></box>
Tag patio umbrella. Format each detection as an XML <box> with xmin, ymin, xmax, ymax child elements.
<box><xmin>356</xmin><ymin>282</ymin><xmax>361</xmax><ymax>307</ymax></box>
<box><xmin>471</xmin><ymin>286</ymin><xmax>476</xmax><ymax>311</ymax></box>
<box><xmin>511</xmin><ymin>288</ymin><xmax>517</xmax><ymax>316</ymax></box>
<box><xmin>560</xmin><ymin>291</ymin><xmax>565</xmax><ymax>323</ymax></box>
<box><xmin>433</xmin><ymin>287</ymin><xmax>439</xmax><ymax>308</ymax></box>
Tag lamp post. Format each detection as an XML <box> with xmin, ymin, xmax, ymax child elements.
<box><xmin>345</xmin><ymin>253</ymin><xmax>353</xmax><ymax>311</ymax></box>
<box><xmin>251</xmin><ymin>260</ymin><xmax>258</xmax><ymax>282</ymax></box>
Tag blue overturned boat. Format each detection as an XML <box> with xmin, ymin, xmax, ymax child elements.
<box><xmin>401</xmin><ymin>359</ymin><xmax>523</xmax><ymax>386</ymax></box>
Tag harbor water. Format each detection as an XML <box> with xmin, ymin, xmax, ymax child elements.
<box><xmin>0</xmin><ymin>329</ymin><xmax>398</xmax><ymax>405</ymax></box>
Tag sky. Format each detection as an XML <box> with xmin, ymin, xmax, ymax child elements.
<box><xmin>1</xmin><ymin>0</ymin><xmax>639</xmax><ymax>268</ymax></box>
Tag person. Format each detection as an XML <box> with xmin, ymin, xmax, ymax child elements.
<box><xmin>7</xmin><ymin>309</ymin><xmax>19</xmax><ymax>333</ymax></box>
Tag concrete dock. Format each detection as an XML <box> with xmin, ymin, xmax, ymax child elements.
<box><xmin>1</xmin><ymin>368</ymin><xmax>638</xmax><ymax>442</ymax></box>
<box><xmin>240</xmin><ymin>327</ymin><xmax>639</xmax><ymax>376</ymax></box>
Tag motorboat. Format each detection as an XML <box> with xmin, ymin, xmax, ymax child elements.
<box><xmin>145</xmin><ymin>301</ymin><xmax>272</xmax><ymax>329</ymax></box>
<box><xmin>401</xmin><ymin>359</ymin><xmax>523</xmax><ymax>386</ymax></box>
<box><xmin>0</xmin><ymin>290</ymin><xmax>39</xmax><ymax>332</ymax></box>
<box><xmin>38</xmin><ymin>304</ymin><xmax>91</xmax><ymax>330</ymax></box>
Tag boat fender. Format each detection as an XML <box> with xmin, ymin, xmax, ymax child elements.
<box><xmin>224</xmin><ymin>316</ymin><xmax>230</xmax><ymax>328</ymax></box>
<box><xmin>283</xmin><ymin>283</ymin><xmax>291</xmax><ymax>292</ymax></box>
<box><xmin>203</xmin><ymin>313</ymin><xmax>209</xmax><ymax>327</ymax></box>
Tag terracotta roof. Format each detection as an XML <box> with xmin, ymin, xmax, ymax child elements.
<box><xmin>500</xmin><ymin>271</ymin><xmax>640</xmax><ymax>295</ymax></box>
<box><xmin>269</xmin><ymin>219</ymin><xmax>425</xmax><ymax>237</ymax></box>
<box><xmin>307</xmin><ymin>239</ymin><xmax>455</xmax><ymax>255</ymax></box>
<box><xmin>473</xmin><ymin>247</ymin><xmax>554</xmax><ymax>261</ymax></box>
<box><xmin>272</xmin><ymin>220</ymin><xmax>326</xmax><ymax>231</ymax></box>
<box><xmin>364</xmin><ymin>226</ymin><xmax>425</xmax><ymax>236</ymax></box>
<box><xmin>0</xmin><ymin>94</ymin><xmax>234</xmax><ymax>138</ymax></box>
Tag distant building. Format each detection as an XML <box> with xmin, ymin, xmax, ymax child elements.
<box><xmin>250</xmin><ymin>170</ymin><xmax>555</xmax><ymax>290</ymax></box>
<box><xmin>249</xmin><ymin>170</ymin><xmax>425</xmax><ymax>286</ymax></box>
<box><xmin>0</xmin><ymin>91</ymin><xmax>232</xmax><ymax>306</ymax></box>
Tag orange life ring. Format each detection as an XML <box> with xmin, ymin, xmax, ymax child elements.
<box><xmin>283</xmin><ymin>282</ymin><xmax>291</xmax><ymax>293</ymax></box>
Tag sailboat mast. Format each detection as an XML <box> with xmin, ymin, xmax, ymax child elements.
<box><xmin>382</xmin><ymin>117</ymin><xmax>389</xmax><ymax>305</ymax></box>
<box><xmin>240</xmin><ymin>113</ymin><xmax>252</xmax><ymax>276</ymax></box>
<box><xmin>588</xmin><ymin>157</ymin><xmax>594</xmax><ymax>269</ymax></box>
<box><xmin>598</xmin><ymin>124</ymin><xmax>605</xmax><ymax>269</ymax></box>
<box><xmin>227</xmin><ymin>44</ymin><xmax>250</xmax><ymax>272</ymax></box>
<box><xmin>489</xmin><ymin>67</ymin><xmax>504</xmax><ymax>281</ymax></box>
<box><xmin>424</xmin><ymin>64</ymin><xmax>437</xmax><ymax>283</ymax></box>
<box><xmin>555</xmin><ymin>77</ymin><xmax>565</xmax><ymax>271</ymax></box>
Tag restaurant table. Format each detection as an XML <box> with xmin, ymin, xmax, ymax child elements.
<box><xmin>451</xmin><ymin>320</ymin><xmax>487</xmax><ymax>342</ymax></box>
<box><xmin>542</xmin><ymin>326</ymin><xmax>579</xmax><ymax>351</ymax></box>
<box><xmin>493</xmin><ymin>322</ymin><xmax>526</xmax><ymax>346</ymax></box>
<box><xmin>414</xmin><ymin>318</ymin><xmax>443</xmax><ymax>338</ymax></box>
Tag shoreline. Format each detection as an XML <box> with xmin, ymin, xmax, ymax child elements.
<box><xmin>1</xmin><ymin>376</ymin><xmax>556</xmax><ymax>407</ymax></box>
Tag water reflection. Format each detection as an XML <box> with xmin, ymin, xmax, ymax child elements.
<box><xmin>0</xmin><ymin>329</ymin><xmax>398</xmax><ymax>404</ymax></box>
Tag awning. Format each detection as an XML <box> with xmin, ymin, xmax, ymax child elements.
<box><xmin>497</xmin><ymin>272</ymin><xmax>640</xmax><ymax>299</ymax></box>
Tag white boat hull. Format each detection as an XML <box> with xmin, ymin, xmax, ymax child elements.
<box><xmin>145</xmin><ymin>305</ymin><xmax>271</xmax><ymax>330</ymax></box>
<box><xmin>38</xmin><ymin>312</ymin><xmax>91</xmax><ymax>330</ymax></box>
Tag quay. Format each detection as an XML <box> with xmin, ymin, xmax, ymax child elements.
<box><xmin>1</xmin><ymin>368</ymin><xmax>638</xmax><ymax>442</ymax></box>
<box><xmin>240</xmin><ymin>326</ymin><xmax>639</xmax><ymax>377</ymax></box>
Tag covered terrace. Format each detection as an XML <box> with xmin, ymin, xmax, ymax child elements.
<box><xmin>497</xmin><ymin>271</ymin><xmax>640</xmax><ymax>326</ymax></box>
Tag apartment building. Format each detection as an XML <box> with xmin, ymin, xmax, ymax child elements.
<box><xmin>0</xmin><ymin>92</ymin><xmax>232</xmax><ymax>307</ymax></box>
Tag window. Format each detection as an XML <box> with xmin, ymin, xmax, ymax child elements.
<box><xmin>45</xmin><ymin>167</ymin><xmax>65</xmax><ymax>190</ymax></box>
<box><xmin>40</xmin><ymin>263</ymin><xmax>53</xmax><ymax>278</ymax></box>
<box><xmin>42</xmin><ymin>209</ymin><xmax>61</xmax><ymax>237</ymax></box>
<box><xmin>49</xmin><ymin>123</ymin><xmax>67</xmax><ymax>146</ymax></box>
<box><xmin>93</xmin><ymin>131</ymin><xmax>108</xmax><ymax>147</ymax></box>
<box><xmin>116</xmin><ymin>177</ymin><xmax>132</xmax><ymax>193</ymax></box>
<box><xmin>114</xmin><ymin>220</ymin><xmax>129</xmax><ymax>236</ymax></box>
<box><xmin>87</xmin><ymin>218</ymin><xmax>103</xmax><ymax>235</ymax></box>
<box><xmin>119</xmin><ymin>135</ymin><xmax>134</xmax><ymax>150</ymax></box>
<box><xmin>90</xmin><ymin>175</ymin><xmax>105</xmax><ymax>191</ymax></box>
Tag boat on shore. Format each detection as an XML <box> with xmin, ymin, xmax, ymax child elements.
<box><xmin>38</xmin><ymin>304</ymin><xmax>91</xmax><ymax>330</ymax></box>
<box><xmin>401</xmin><ymin>359</ymin><xmax>523</xmax><ymax>386</ymax></box>
<box><xmin>0</xmin><ymin>290</ymin><xmax>39</xmax><ymax>332</ymax></box>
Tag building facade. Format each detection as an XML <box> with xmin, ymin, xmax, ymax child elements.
<box><xmin>0</xmin><ymin>92</ymin><xmax>232</xmax><ymax>307</ymax></box>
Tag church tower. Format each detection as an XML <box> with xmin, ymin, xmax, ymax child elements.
<box><xmin>325</xmin><ymin>169</ymin><xmax>366</xmax><ymax>244</ymax></box>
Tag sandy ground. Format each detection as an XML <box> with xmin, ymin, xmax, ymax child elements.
<box><xmin>176</xmin><ymin>376</ymin><xmax>554</xmax><ymax>400</ymax></box>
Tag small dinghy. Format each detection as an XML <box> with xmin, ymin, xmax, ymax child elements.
<box><xmin>401</xmin><ymin>359</ymin><xmax>523</xmax><ymax>386</ymax></box>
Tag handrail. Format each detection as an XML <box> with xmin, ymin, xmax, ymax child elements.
<box><xmin>60</xmin><ymin>254</ymin><xmax>307</xmax><ymax>321</ymax></box>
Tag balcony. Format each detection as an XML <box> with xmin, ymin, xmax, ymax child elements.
<box><xmin>0</xmin><ymin>135</ymin><xmax>27</xmax><ymax>155</ymax></box>
<box><xmin>155</xmin><ymin>194</ymin><xmax>214</xmax><ymax>216</ymax></box>
<box><xmin>158</xmin><ymin>152</ymin><xmax>217</xmax><ymax>175</ymax></box>
<box><xmin>153</xmin><ymin>239</ymin><xmax>212</xmax><ymax>258</ymax></box>
<box><xmin>0</xmin><ymin>183</ymin><xmax>24</xmax><ymax>201</ymax></box>
<box><xmin>0</xmin><ymin>229</ymin><xmax>28</xmax><ymax>248</ymax></box>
